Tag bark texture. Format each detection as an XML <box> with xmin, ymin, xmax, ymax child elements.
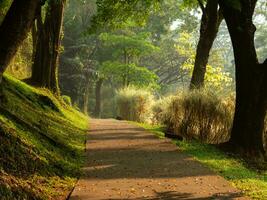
<box><xmin>31</xmin><ymin>0</ymin><xmax>65</xmax><ymax>94</ymax></box>
<box><xmin>0</xmin><ymin>0</ymin><xmax>39</xmax><ymax>82</ymax></box>
<box><xmin>219</xmin><ymin>0</ymin><xmax>267</xmax><ymax>156</ymax></box>
<box><xmin>189</xmin><ymin>0</ymin><xmax>223</xmax><ymax>89</ymax></box>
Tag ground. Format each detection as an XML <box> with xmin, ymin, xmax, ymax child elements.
<box><xmin>70</xmin><ymin>119</ymin><xmax>249</xmax><ymax>200</ymax></box>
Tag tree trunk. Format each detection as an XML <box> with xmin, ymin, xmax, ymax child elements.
<box><xmin>94</xmin><ymin>79</ymin><xmax>103</xmax><ymax>118</ymax></box>
<box><xmin>31</xmin><ymin>0</ymin><xmax>65</xmax><ymax>94</ymax></box>
<box><xmin>83</xmin><ymin>77</ymin><xmax>90</xmax><ymax>115</ymax></box>
<box><xmin>219</xmin><ymin>0</ymin><xmax>267</xmax><ymax>157</ymax></box>
<box><xmin>189</xmin><ymin>0</ymin><xmax>223</xmax><ymax>89</ymax></box>
<box><xmin>0</xmin><ymin>0</ymin><xmax>39</xmax><ymax>83</ymax></box>
<box><xmin>31</xmin><ymin>21</ymin><xmax>37</xmax><ymax>64</ymax></box>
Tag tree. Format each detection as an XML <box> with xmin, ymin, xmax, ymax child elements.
<box><xmin>31</xmin><ymin>0</ymin><xmax>66</xmax><ymax>94</ymax></box>
<box><xmin>189</xmin><ymin>0</ymin><xmax>223</xmax><ymax>89</ymax></box>
<box><xmin>59</xmin><ymin>0</ymin><xmax>97</xmax><ymax>113</ymax></box>
<box><xmin>0</xmin><ymin>0</ymin><xmax>39</xmax><ymax>86</ymax></box>
<box><xmin>219</xmin><ymin>0</ymin><xmax>267</xmax><ymax>157</ymax></box>
<box><xmin>31</xmin><ymin>0</ymin><xmax>65</xmax><ymax>94</ymax></box>
<box><xmin>94</xmin><ymin>78</ymin><xmax>104</xmax><ymax>117</ymax></box>
<box><xmin>176</xmin><ymin>31</ymin><xmax>232</xmax><ymax>92</ymax></box>
<box><xmin>99</xmin><ymin>31</ymin><xmax>159</xmax><ymax>89</ymax></box>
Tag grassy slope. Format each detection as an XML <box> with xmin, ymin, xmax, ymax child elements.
<box><xmin>0</xmin><ymin>75</ymin><xmax>88</xmax><ymax>200</ymax></box>
<box><xmin>137</xmin><ymin>123</ymin><xmax>267</xmax><ymax>200</ymax></box>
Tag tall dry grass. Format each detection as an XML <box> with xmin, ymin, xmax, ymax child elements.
<box><xmin>151</xmin><ymin>95</ymin><xmax>174</xmax><ymax>125</ymax></box>
<box><xmin>115</xmin><ymin>86</ymin><xmax>154</xmax><ymax>123</ymax></box>
<box><xmin>154</xmin><ymin>90</ymin><xmax>235</xmax><ymax>144</ymax></box>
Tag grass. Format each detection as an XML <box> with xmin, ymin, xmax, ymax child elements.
<box><xmin>0</xmin><ymin>75</ymin><xmax>89</xmax><ymax>199</ymax></box>
<box><xmin>116</xmin><ymin>86</ymin><xmax>154</xmax><ymax>122</ymax></box>
<box><xmin>137</xmin><ymin>123</ymin><xmax>267</xmax><ymax>200</ymax></box>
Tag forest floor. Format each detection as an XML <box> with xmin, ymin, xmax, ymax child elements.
<box><xmin>69</xmin><ymin>119</ymin><xmax>249</xmax><ymax>200</ymax></box>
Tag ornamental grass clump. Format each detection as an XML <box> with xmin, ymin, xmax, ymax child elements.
<box><xmin>156</xmin><ymin>90</ymin><xmax>234</xmax><ymax>144</ymax></box>
<box><xmin>116</xmin><ymin>86</ymin><xmax>154</xmax><ymax>123</ymax></box>
<box><xmin>179</xmin><ymin>90</ymin><xmax>233</xmax><ymax>143</ymax></box>
<box><xmin>151</xmin><ymin>95</ymin><xmax>174</xmax><ymax>125</ymax></box>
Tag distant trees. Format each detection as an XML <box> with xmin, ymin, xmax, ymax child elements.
<box><xmin>189</xmin><ymin>0</ymin><xmax>223</xmax><ymax>89</ymax></box>
<box><xmin>59</xmin><ymin>0</ymin><xmax>97</xmax><ymax>113</ymax></box>
<box><xmin>0</xmin><ymin>0</ymin><xmax>39</xmax><ymax>85</ymax></box>
<box><xmin>99</xmin><ymin>31</ymin><xmax>159</xmax><ymax>89</ymax></box>
<box><xmin>0</xmin><ymin>0</ymin><xmax>66</xmax><ymax>95</ymax></box>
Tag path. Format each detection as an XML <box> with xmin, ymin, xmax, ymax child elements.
<box><xmin>69</xmin><ymin>119</ymin><xmax>248</xmax><ymax>200</ymax></box>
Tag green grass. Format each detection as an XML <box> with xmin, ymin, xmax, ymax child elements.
<box><xmin>137</xmin><ymin>123</ymin><xmax>267</xmax><ymax>200</ymax></box>
<box><xmin>0</xmin><ymin>75</ymin><xmax>89</xmax><ymax>199</ymax></box>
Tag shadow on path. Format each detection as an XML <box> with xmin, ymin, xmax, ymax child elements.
<box><xmin>70</xmin><ymin>119</ymin><xmax>249</xmax><ymax>200</ymax></box>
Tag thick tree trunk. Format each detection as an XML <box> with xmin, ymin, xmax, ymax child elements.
<box><xmin>189</xmin><ymin>0</ymin><xmax>223</xmax><ymax>89</ymax></box>
<box><xmin>219</xmin><ymin>0</ymin><xmax>267</xmax><ymax>156</ymax></box>
<box><xmin>0</xmin><ymin>0</ymin><xmax>39</xmax><ymax>83</ymax></box>
<box><xmin>94</xmin><ymin>79</ymin><xmax>103</xmax><ymax>118</ymax></box>
<box><xmin>31</xmin><ymin>0</ymin><xmax>65</xmax><ymax>94</ymax></box>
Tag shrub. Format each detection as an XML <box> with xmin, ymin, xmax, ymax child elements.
<box><xmin>180</xmin><ymin>90</ymin><xmax>233</xmax><ymax>143</ymax></box>
<box><xmin>155</xmin><ymin>90</ymin><xmax>234</xmax><ymax>144</ymax></box>
<box><xmin>151</xmin><ymin>95</ymin><xmax>174</xmax><ymax>125</ymax></box>
<box><xmin>116</xmin><ymin>86</ymin><xmax>154</xmax><ymax>123</ymax></box>
<box><xmin>62</xmin><ymin>95</ymin><xmax>72</xmax><ymax>106</ymax></box>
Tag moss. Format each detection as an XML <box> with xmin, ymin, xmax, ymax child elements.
<box><xmin>0</xmin><ymin>75</ymin><xmax>88</xmax><ymax>199</ymax></box>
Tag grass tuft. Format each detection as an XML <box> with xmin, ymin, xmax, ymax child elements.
<box><xmin>116</xmin><ymin>86</ymin><xmax>154</xmax><ymax>123</ymax></box>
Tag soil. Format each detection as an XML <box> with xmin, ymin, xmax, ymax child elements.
<box><xmin>69</xmin><ymin>119</ymin><xmax>249</xmax><ymax>200</ymax></box>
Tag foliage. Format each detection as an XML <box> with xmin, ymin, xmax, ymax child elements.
<box><xmin>90</xmin><ymin>0</ymin><xmax>161</xmax><ymax>31</ymax></box>
<box><xmin>177</xmin><ymin>32</ymin><xmax>233</xmax><ymax>91</ymax></box>
<box><xmin>0</xmin><ymin>0</ymin><xmax>12</xmax><ymax>24</ymax></box>
<box><xmin>5</xmin><ymin>33</ymin><xmax>33</xmax><ymax>79</ymax></box>
<box><xmin>155</xmin><ymin>90</ymin><xmax>234</xmax><ymax>143</ymax></box>
<box><xmin>62</xmin><ymin>95</ymin><xmax>72</xmax><ymax>106</ymax></box>
<box><xmin>254</xmin><ymin>0</ymin><xmax>267</xmax><ymax>63</ymax></box>
<box><xmin>100</xmin><ymin>61</ymin><xmax>159</xmax><ymax>89</ymax></box>
<box><xmin>60</xmin><ymin>0</ymin><xmax>97</xmax><ymax>108</ymax></box>
<box><xmin>151</xmin><ymin>96</ymin><xmax>174</xmax><ymax>125</ymax></box>
<box><xmin>0</xmin><ymin>75</ymin><xmax>88</xmax><ymax>199</ymax></box>
<box><xmin>115</xmin><ymin>86</ymin><xmax>154</xmax><ymax>122</ymax></box>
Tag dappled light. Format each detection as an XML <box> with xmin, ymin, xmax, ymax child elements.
<box><xmin>0</xmin><ymin>0</ymin><xmax>267</xmax><ymax>199</ymax></box>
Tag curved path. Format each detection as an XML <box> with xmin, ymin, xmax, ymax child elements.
<box><xmin>69</xmin><ymin>119</ymin><xmax>248</xmax><ymax>200</ymax></box>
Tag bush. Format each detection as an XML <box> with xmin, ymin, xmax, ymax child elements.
<box><xmin>151</xmin><ymin>95</ymin><xmax>174</xmax><ymax>125</ymax></box>
<box><xmin>116</xmin><ymin>86</ymin><xmax>154</xmax><ymax>123</ymax></box>
<box><xmin>62</xmin><ymin>95</ymin><xmax>72</xmax><ymax>106</ymax></box>
<box><xmin>155</xmin><ymin>90</ymin><xmax>234</xmax><ymax>144</ymax></box>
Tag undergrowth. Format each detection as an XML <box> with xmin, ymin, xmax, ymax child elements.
<box><xmin>137</xmin><ymin>123</ymin><xmax>267</xmax><ymax>200</ymax></box>
<box><xmin>116</xmin><ymin>86</ymin><xmax>154</xmax><ymax>123</ymax></box>
<box><xmin>0</xmin><ymin>75</ymin><xmax>88</xmax><ymax>200</ymax></box>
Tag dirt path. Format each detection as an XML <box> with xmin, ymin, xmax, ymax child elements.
<box><xmin>69</xmin><ymin>119</ymin><xmax>248</xmax><ymax>200</ymax></box>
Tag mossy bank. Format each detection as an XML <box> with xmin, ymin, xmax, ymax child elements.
<box><xmin>0</xmin><ymin>75</ymin><xmax>88</xmax><ymax>199</ymax></box>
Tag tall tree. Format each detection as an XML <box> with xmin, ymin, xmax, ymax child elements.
<box><xmin>94</xmin><ymin>78</ymin><xmax>104</xmax><ymax>117</ymax></box>
<box><xmin>219</xmin><ymin>0</ymin><xmax>267</xmax><ymax>156</ymax></box>
<box><xmin>59</xmin><ymin>0</ymin><xmax>97</xmax><ymax>110</ymax></box>
<box><xmin>0</xmin><ymin>0</ymin><xmax>39</xmax><ymax>85</ymax></box>
<box><xmin>189</xmin><ymin>0</ymin><xmax>223</xmax><ymax>89</ymax></box>
<box><xmin>31</xmin><ymin>0</ymin><xmax>65</xmax><ymax>94</ymax></box>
